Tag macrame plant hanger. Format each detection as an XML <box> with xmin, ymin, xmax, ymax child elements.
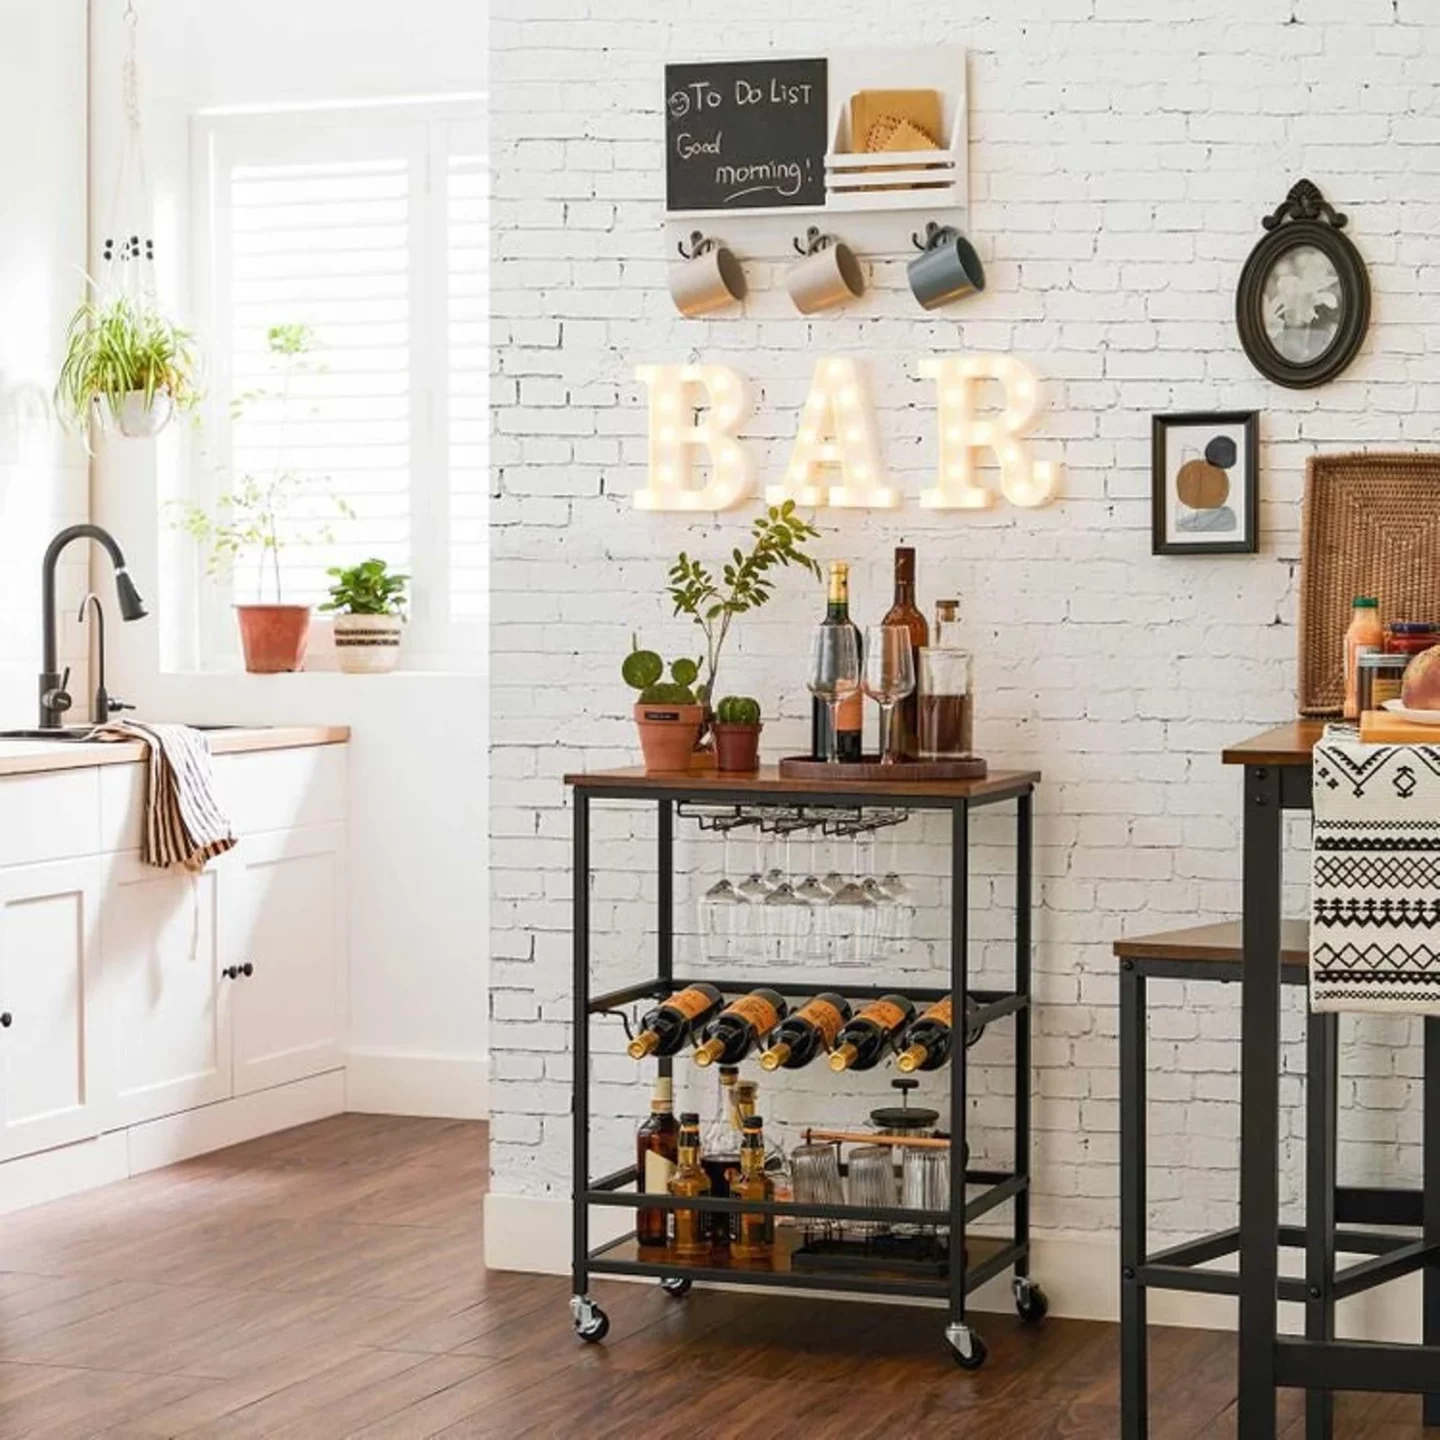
<box><xmin>102</xmin><ymin>0</ymin><xmax>158</xmax><ymax>305</ymax></box>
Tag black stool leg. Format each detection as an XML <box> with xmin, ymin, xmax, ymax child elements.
<box><xmin>1305</xmin><ymin>1008</ymin><xmax>1337</xmax><ymax>1440</ymax></box>
<box><xmin>1120</xmin><ymin>960</ymin><xmax>1147</xmax><ymax>1440</ymax></box>
<box><xmin>1425</xmin><ymin>1017</ymin><xmax>1440</xmax><ymax>1428</ymax></box>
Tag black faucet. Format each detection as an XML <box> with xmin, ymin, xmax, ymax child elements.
<box><xmin>40</xmin><ymin>525</ymin><xmax>147</xmax><ymax>729</ymax></box>
<box><xmin>77</xmin><ymin>593</ymin><xmax>135</xmax><ymax>726</ymax></box>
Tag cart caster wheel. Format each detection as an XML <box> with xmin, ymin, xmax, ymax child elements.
<box><xmin>946</xmin><ymin>1322</ymin><xmax>988</xmax><ymax>1370</ymax></box>
<box><xmin>1013</xmin><ymin>1277</ymin><xmax>1049</xmax><ymax>1326</ymax></box>
<box><xmin>570</xmin><ymin>1295</ymin><xmax>610</xmax><ymax>1344</ymax></box>
<box><xmin>660</xmin><ymin>1277</ymin><xmax>692</xmax><ymax>1298</ymax></box>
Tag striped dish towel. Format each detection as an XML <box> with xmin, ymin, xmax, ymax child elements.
<box><xmin>93</xmin><ymin>721</ymin><xmax>238</xmax><ymax>871</ymax></box>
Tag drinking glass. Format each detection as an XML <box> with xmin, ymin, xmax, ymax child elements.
<box><xmin>845</xmin><ymin>1145</ymin><xmax>898</xmax><ymax>1236</ymax></box>
<box><xmin>864</xmin><ymin>625</ymin><xmax>916</xmax><ymax>766</ymax></box>
<box><xmin>807</xmin><ymin>624</ymin><xmax>861</xmax><ymax>766</ymax></box>
<box><xmin>791</xmin><ymin>1142</ymin><xmax>845</xmax><ymax>1242</ymax></box>
<box><xmin>901</xmin><ymin>1147</ymin><xmax>950</xmax><ymax>1234</ymax></box>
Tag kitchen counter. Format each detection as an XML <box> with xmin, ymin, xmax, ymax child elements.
<box><xmin>0</xmin><ymin>725</ymin><xmax>349</xmax><ymax>777</ymax></box>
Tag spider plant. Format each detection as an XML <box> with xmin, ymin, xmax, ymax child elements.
<box><xmin>54</xmin><ymin>290</ymin><xmax>200</xmax><ymax>439</ymax></box>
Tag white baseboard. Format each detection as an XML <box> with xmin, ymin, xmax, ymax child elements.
<box><xmin>345</xmin><ymin>1049</ymin><xmax>489</xmax><ymax>1119</ymax></box>
<box><xmin>484</xmin><ymin>1194</ymin><xmax>1429</xmax><ymax>1340</ymax></box>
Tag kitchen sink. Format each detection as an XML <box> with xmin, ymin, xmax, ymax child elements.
<box><xmin>0</xmin><ymin>723</ymin><xmax>255</xmax><ymax>741</ymax></box>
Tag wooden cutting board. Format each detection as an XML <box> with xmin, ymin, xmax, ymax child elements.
<box><xmin>1359</xmin><ymin>710</ymin><xmax>1440</xmax><ymax>744</ymax></box>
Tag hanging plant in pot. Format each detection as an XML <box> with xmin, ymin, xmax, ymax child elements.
<box><xmin>55</xmin><ymin>290</ymin><xmax>200</xmax><ymax>442</ymax></box>
<box><xmin>171</xmin><ymin>323</ymin><xmax>351</xmax><ymax>673</ymax></box>
<box><xmin>318</xmin><ymin>559</ymin><xmax>409</xmax><ymax>673</ymax></box>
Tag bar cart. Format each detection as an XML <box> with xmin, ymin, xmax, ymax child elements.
<box><xmin>565</xmin><ymin>764</ymin><xmax>1045</xmax><ymax>1368</ymax></box>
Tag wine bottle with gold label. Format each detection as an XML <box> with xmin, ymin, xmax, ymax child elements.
<box><xmin>627</xmin><ymin>983</ymin><xmax>723</xmax><ymax>1059</ymax></box>
<box><xmin>810</xmin><ymin>562</ymin><xmax>864</xmax><ymax>762</ymax></box>
<box><xmin>729</xmin><ymin>1115</ymin><xmax>775</xmax><ymax>1263</ymax></box>
<box><xmin>693</xmin><ymin>988</ymin><xmax>788</xmax><ymax>1067</ymax></box>
<box><xmin>828</xmin><ymin>994</ymin><xmax>917</xmax><ymax>1073</ymax></box>
<box><xmin>758</xmin><ymin>992</ymin><xmax>852</xmax><ymax>1071</ymax></box>
<box><xmin>896</xmin><ymin>995</ymin><xmax>985</xmax><ymax>1073</ymax></box>
<box><xmin>635</xmin><ymin>1076</ymin><xmax>679</xmax><ymax>1247</ymax></box>
<box><xmin>667</xmin><ymin>1112</ymin><xmax>711</xmax><ymax>1261</ymax></box>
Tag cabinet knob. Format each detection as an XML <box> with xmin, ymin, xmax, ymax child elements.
<box><xmin>0</xmin><ymin>1012</ymin><xmax>11</xmax><ymax>1028</ymax></box>
<box><xmin>221</xmin><ymin>966</ymin><xmax>238</xmax><ymax>980</ymax></box>
<box><xmin>240</xmin><ymin>962</ymin><xmax>254</xmax><ymax>978</ymax></box>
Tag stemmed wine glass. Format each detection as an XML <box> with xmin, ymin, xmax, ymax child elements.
<box><xmin>864</xmin><ymin>625</ymin><xmax>916</xmax><ymax>766</ymax></box>
<box><xmin>807</xmin><ymin>624</ymin><xmax>861</xmax><ymax>767</ymax></box>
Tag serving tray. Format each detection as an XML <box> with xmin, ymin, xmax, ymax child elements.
<box><xmin>777</xmin><ymin>754</ymin><xmax>987</xmax><ymax>782</ymax></box>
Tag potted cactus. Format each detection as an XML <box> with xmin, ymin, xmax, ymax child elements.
<box><xmin>713</xmin><ymin>696</ymin><xmax>763</xmax><ymax>772</ymax></box>
<box><xmin>623</xmin><ymin>640</ymin><xmax>704</xmax><ymax>772</ymax></box>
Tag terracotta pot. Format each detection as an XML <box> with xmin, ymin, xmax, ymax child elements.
<box><xmin>235</xmin><ymin>604</ymin><xmax>311</xmax><ymax>673</ymax></box>
<box><xmin>633</xmin><ymin>702</ymin><xmax>704</xmax><ymax>773</ymax></box>
<box><xmin>714</xmin><ymin>722</ymin><xmax>763</xmax><ymax>772</ymax></box>
<box><xmin>333</xmin><ymin>613</ymin><xmax>403</xmax><ymax>673</ymax></box>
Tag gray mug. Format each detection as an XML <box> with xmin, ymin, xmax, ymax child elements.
<box><xmin>786</xmin><ymin>227</ymin><xmax>864</xmax><ymax>314</ymax></box>
<box><xmin>907</xmin><ymin>223</ymin><xmax>985</xmax><ymax>311</ymax></box>
<box><xmin>668</xmin><ymin>233</ymin><xmax>746</xmax><ymax>318</ymax></box>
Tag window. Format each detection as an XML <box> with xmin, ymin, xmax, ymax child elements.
<box><xmin>190</xmin><ymin>99</ymin><xmax>486</xmax><ymax>667</ymax></box>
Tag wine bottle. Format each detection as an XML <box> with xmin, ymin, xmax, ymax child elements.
<box><xmin>880</xmin><ymin>546</ymin><xmax>928</xmax><ymax>761</ymax></box>
<box><xmin>667</xmin><ymin>1112</ymin><xmax>711</xmax><ymax>1261</ymax></box>
<box><xmin>635</xmin><ymin>1076</ymin><xmax>679</xmax><ymax>1246</ymax></box>
<box><xmin>758</xmin><ymin>992</ymin><xmax>853</xmax><ymax>1071</ymax></box>
<box><xmin>896</xmin><ymin>995</ymin><xmax>987</xmax><ymax>1074</ymax></box>
<box><xmin>627</xmin><ymin>983</ymin><xmax>724</xmax><ymax>1059</ymax></box>
<box><xmin>693</xmin><ymin>988</ymin><xmax>788</xmax><ymax>1067</ymax></box>
<box><xmin>809</xmin><ymin>561</ymin><xmax>863</xmax><ymax>762</ymax></box>
<box><xmin>729</xmin><ymin>1115</ymin><xmax>775</xmax><ymax>1262</ymax></box>
<box><xmin>828</xmin><ymin>994</ymin><xmax>917</xmax><ymax>1073</ymax></box>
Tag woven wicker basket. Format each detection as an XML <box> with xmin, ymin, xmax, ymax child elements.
<box><xmin>1299</xmin><ymin>452</ymin><xmax>1440</xmax><ymax>716</ymax></box>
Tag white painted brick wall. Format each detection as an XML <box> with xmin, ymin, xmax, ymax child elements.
<box><xmin>489</xmin><ymin>0</ymin><xmax>1440</xmax><ymax>1244</ymax></box>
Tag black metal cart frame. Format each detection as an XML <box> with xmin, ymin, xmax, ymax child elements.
<box><xmin>565</xmin><ymin>769</ymin><xmax>1042</xmax><ymax>1365</ymax></box>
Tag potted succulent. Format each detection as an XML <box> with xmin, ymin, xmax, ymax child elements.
<box><xmin>172</xmin><ymin>323</ymin><xmax>350</xmax><ymax>673</ymax></box>
<box><xmin>318</xmin><ymin>558</ymin><xmax>409</xmax><ymax>673</ymax></box>
<box><xmin>55</xmin><ymin>289</ymin><xmax>200</xmax><ymax>442</ymax></box>
<box><xmin>713</xmin><ymin>696</ymin><xmax>763</xmax><ymax>772</ymax></box>
<box><xmin>623</xmin><ymin>640</ymin><xmax>704</xmax><ymax>772</ymax></box>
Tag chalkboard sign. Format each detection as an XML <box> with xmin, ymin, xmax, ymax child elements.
<box><xmin>664</xmin><ymin>58</ymin><xmax>828</xmax><ymax>214</ymax></box>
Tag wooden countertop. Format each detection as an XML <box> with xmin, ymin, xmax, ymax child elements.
<box><xmin>565</xmin><ymin>764</ymin><xmax>1040</xmax><ymax>802</ymax></box>
<box><xmin>0</xmin><ymin>725</ymin><xmax>349</xmax><ymax>778</ymax></box>
<box><xmin>1221</xmin><ymin>720</ymin><xmax>1327</xmax><ymax>767</ymax></box>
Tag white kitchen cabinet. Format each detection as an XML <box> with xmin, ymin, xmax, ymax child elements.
<box><xmin>101</xmin><ymin>855</ymin><xmax>230</xmax><ymax>1128</ymax></box>
<box><xmin>226</xmin><ymin>824</ymin><xmax>346</xmax><ymax>1096</ymax></box>
<box><xmin>0</xmin><ymin>858</ymin><xmax>107</xmax><ymax>1160</ymax></box>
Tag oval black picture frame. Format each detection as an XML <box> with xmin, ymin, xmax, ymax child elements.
<box><xmin>1236</xmin><ymin>179</ymin><xmax>1370</xmax><ymax>390</ymax></box>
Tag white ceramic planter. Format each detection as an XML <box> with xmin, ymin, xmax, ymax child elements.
<box><xmin>104</xmin><ymin>389</ymin><xmax>174</xmax><ymax>438</ymax></box>
<box><xmin>333</xmin><ymin>613</ymin><xmax>403</xmax><ymax>673</ymax></box>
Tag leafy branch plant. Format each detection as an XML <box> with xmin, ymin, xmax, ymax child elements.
<box><xmin>318</xmin><ymin>558</ymin><xmax>409</xmax><ymax>617</ymax></box>
<box><xmin>666</xmin><ymin>501</ymin><xmax>820</xmax><ymax>703</ymax></box>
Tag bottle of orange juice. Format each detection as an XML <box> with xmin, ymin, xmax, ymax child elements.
<box><xmin>1344</xmin><ymin>597</ymin><xmax>1383</xmax><ymax>720</ymax></box>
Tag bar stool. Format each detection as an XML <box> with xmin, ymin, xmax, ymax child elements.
<box><xmin>1117</xmin><ymin>919</ymin><xmax>1359</xmax><ymax>1440</ymax></box>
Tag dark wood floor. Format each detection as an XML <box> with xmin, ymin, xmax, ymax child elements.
<box><xmin>0</xmin><ymin>1115</ymin><xmax>1429</xmax><ymax>1438</ymax></box>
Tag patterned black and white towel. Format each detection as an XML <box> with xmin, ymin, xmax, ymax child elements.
<box><xmin>1311</xmin><ymin>725</ymin><xmax>1440</xmax><ymax>1013</ymax></box>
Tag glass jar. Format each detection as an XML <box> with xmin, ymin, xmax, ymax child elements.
<box><xmin>1358</xmin><ymin>651</ymin><xmax>1410</xmax><ymax>713</ymax></box>
<box><xmin>1385</xmin><ymin>621</ymin><xmax>1440</xmax><ymax>657</ymax></box>
<box><xmin>918</xmin><ymin>605</ymin><xmax>974</xmax><ymax>760</ymax></box>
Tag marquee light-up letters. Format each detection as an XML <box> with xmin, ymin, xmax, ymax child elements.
<box><xmin>632</xmin><ymin>355</ymin><xmax>1060</xmax><ymax>511</ymax></box>
<box><xmin>633</xmin><ymin>363</ymin><xmax>756</xmax><ymax>511</ymax></box>
<box><xmin>768</xmin><ymin>358</ymin><xmax>897</xmax><ymax>510</ymax></box>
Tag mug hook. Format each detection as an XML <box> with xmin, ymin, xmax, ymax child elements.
<box><xmin>911</xmin><ymin>220</ymin><xmax>956</xmax><ymax>252</ymax></box>
<box><xmin>792</xmin><ymin>225</ymin><xmax>835</xmax><ymax>257</ymax></box>
<box><xmin>677</xmin><ymin>230</ymin><xmax>719</xmax><ymax>261</ymax></box>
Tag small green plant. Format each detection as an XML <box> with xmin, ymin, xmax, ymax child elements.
<box><xmin>715</xmin><ymin>696</ymin><xmax>761</xmax><ymax>726</ymax></box>
<box><xmin>623</xmin><ymin>638</ymin><xmax>700</xmax><ymax>705</ymax></box>
<box><xmin>55</xmin><ymin>289</ymin><xmax>200</xmax><ymax>437</ymax></box>
<box><xmin>318</xmin><ymin>558</ymin><xmax>409</xmax><ymax>617</ymax></box>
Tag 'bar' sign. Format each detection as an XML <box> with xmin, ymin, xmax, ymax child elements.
<box><xmin>664</xmin><ymin>58</ymin><xmax>828</xmax><ymax>214</ymax></box>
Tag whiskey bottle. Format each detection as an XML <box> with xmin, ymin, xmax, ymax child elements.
<box><xmin>828</xmin><ymin>994</ymin><xmax>917</xmax><ymax>1073</ymax></box>
<box><xmin>880</xmin><ymin>546</ymin><xmax>928</xmax><ymax>760</ymax></box>
<box><xmin>627</xmin><ymin>983</ymin><xmax>724</xmax><ymax>1059</ymax></box>
<box><xmin>758</xmin><ymin>992</ymin><xmax>853</xmax><ymax>1071</ymax></box>
<box><xmin>729</xmin><ymin>1115</ymin><xmax>775</xmax><ymax>1263</ymax></box>
<box><xmin>635</xmin><ymin>1076</ymin><xmax>679</xmax><ymax>1247</ymax></box>
<box><xmin>692</xmin><ymin>988</ymin><xmax>788</xmax><ymax>1067</ymax></box>
<box><xmin>896</xmin><ymin>995</ymin><xmax>986</xmax><ymax>1074</ymax></box>
<box><xmin>667</xmin><ymin>1112</ymin><xmax>711</xmax><ymax>1262</ymax></box>
<box><xmin>809</xmin><ymin>561</ymin><xmax>864</xmax><ymax>762</ymax></box>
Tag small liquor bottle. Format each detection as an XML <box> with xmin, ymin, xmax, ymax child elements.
<box><xmin>881</xmin><ymin>546</ymin><xmax>928</xmax><ymax>760</ymax></box>
<box><xmin>730</xmin><ymin>1115</ymin><xmax>775</xmax><ymax>1263</ymax></box>
<box><xmin>701</xmin><ymin>1066</ymin><xmax>743</xmax><ymax>1245</ymax></box>
<box><xmin>626</xmin><ymin>983</ymin><xmax>724</xmax><ymax>1059</ymax></box>
<box><xmin>828</xmin><ymin>994</ymin><xmax>917</xmax><ymax>1073</ymax></box>
<box><xmin>667</xmin><ymin>1112</ymin><xmax>711</xmax><ymax>1262</ymax></box>
<box><xmin>635</xmin><ymin>1076</ymin><xmax>679</xmax><ymax>1247</ymax></box>
<box><xmin>758</xmin><ymin>992</ymin><xmax>853</xmax><ymax>1071</ymax></box>
<box><xmin>810</xmin><ymin>561</ymin><xmax>864</xmax><ymax>762</ymax></box>
<box><xmin>692</xmin><ymin>988</ymin><xmax>788</xmax><ymax>1067</ymax></box>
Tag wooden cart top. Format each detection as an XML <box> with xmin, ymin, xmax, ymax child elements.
<box><xmin>564</xmin><ymin>765</ymin><xmax>1040</xmax><ymax>803</ymax></box>
<box><xmin>1221</xmin><ymin>720</ymin><xmax>1327</xmax><ymax>767</ymax></box>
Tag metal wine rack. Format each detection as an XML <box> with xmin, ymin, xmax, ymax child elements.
<box><xmin>562</xmin><ymin>765</ymin><xmax>1047</xmax><ymax>1369</ymax></box>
